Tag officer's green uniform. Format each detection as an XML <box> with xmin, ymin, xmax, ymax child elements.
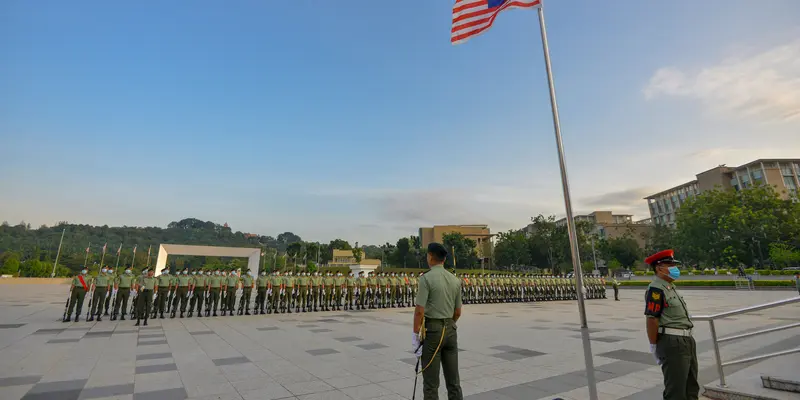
<box><xmin>90</xmin><ymin>272</ymin><xmax>111</xmax><ymax>320</ymax></box>
<box><xmin>297</xmin><ymin>275</ymin><xmax>309</xmax><ymax>312</ymax></box>
<box><xmin>646</xmin><ymin>276</ymin><xmax>698</xmax><ymax>400</ymax></box>
<box><xmin>416</xmin><ymin>263</ymin><xmax>463</xmax><ymax>400</ymax></box>
<box><xmin>172</xmin><ymin>272</ymin><xmax>191</xmax><ymax>317</ymax></box>
<box><xmin>208</xmin><ymin>273</ymin><xmax>222</xmax><ymax>316</ymax></box>
<box><xmin>283</xmin><ymin>275</ymin><xmax>295</xmax><ymax>313</ymax></box>
<box><xmin>154</xmin><ymin>272</ymin><xmax>171</xmax><ymax>317</ymax></box>
<box><xmin>344</xmin><ymin>275</ymin><xmax>354</xmax><ymax>310</ymax></box>
<box><xmin>357</xmin><ymin>274</ymin><xmax>367</xmax><ymax>309</ymax></box>
<box><xmin>113</xmin><ymin>271</ymin><xmax>136</xmax><ymax>319</ymax></box>
<box><xmin>225</xmin><ymin>274</ymin><xmax>239</xmax><ymax>314</ymax></box>
<box><xmin>66</xmin><ymin>274</ymin><xmax>90</xmax><ymax>321</ymax></box>
<box><xmin>240</xmin><ymin>274</ymin><xmax>254</xmax><ymax>314</ymax></box>
<box><xmin>311</xmin><ymin>274</ymin><xmax>321</xmax><ymax>311</ymax></box>
<box><xmin>332</xmin><ymin>275</ymin><xmax>343</xmax><ymax>310</ymax></box>
<box><xmin>103</xmin><ymin>271</ymin><xmax>116</xmax><ymax>315</ymax></box>
<box><xmin>269</xmin><ymin>274</ymin><xmax>281</xmax><ymax>313</ymax></box>
<box><xmin>190</xmin><ymin>273</ymin><xmax>207</xmax><ymax>316</ymax></box>
<box><xmin>256</xmin><ymin>274</ymin><xmax>268</xmax><ymax>314</ymax></box>
<box><xmin>323</xmin><ymin>275</ymin><xmax>334</xmax><ymax>310</ymax></box>
<box><xmin>135</xmin><ymin>274</ymin><xmax>156</xmax><ymax>325</ymax></box>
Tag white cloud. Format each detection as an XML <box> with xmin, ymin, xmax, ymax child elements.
<box><xmin>644</xmin><ymin>40</ymin><xmax>800</xmax><ymax>123</ymax></box>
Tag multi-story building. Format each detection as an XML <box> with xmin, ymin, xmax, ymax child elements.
<box><xmin>419</xmin><ymin>225</ymin><xmax>494</xmax><ymax>266</ymax></box>
<box><xmin>646</xmin><ymin>159</ymin><xmax>800</xmax><ymax>226</ymax></box>
<box><xmin>553</xmin><ymin>211</ymin><xmax>652</xmax><ymax>248</ymax></box>
<box><xmin>328</xmin><ymin>249</ymin><xmax>381</xmax><ymax>268</ymax></box>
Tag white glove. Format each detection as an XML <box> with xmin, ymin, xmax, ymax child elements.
<box><xmin>237</xmin><ymin>289</ymin><xmax>243</xmax><ymax>296</ymax></box>
<box><xmin>412</xmin><ymin>332</ymin><xmax>423</xmax><ymax>357</ymax></box>
<box><xmin>188</xmin><ymin>291</ymin><xmax>193</xmax><ymax>298</ymax></box>
<box><xmin>650</xmin><ymin>344</ymin><xmax>661</xmax><ymax>365</ymax></box>
<box><xmin>112</xmin><ymin>289</ymin><xmax>118</xmax><ymax>296</ymax></box>
<box><xmin>130</xmin><ymin>290</ymin><xmax>136</xmax><ymax>297</ymax></box>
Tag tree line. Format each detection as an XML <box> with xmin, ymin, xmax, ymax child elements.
<box><xmin>491</xmin><ymin>184</ymin><xmax>800</xmax><ymax>272</ymax></box>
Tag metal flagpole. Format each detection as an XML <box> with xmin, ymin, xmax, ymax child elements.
<box><xmin>146</xmin><ymin>245</ymin><xmax>152</xmax><ymax>267</ymax></box>
<box><xmin>83</xmin><ymin>243</ymin><xmax>91</xmax><ymax>270</ymax></box>
<box><xmin>99</xmin><ymin>243</ymin><xmax>107</xmax><ymax>270</ymax></box>
<box><xmin>51</xmin><ymin>228</ymin><xmax>66</xmax><ymax>277</ymax></box>
<box><xmin>115</xmin><ymin>244</ymin><xmax>122</xmax><ymax>269</ymax></box>
<box><xmin>536</xmin><ymin>5</ymin><xmax>598</xmax><ymax>399</ymax></box>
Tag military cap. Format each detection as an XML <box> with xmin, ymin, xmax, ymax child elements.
<box><xmin>645</xmin><ymin>249</ymin><xmax>680</xmax><ymax>266</ymax></box>
<box><xmin>427</xmin><ymin>242</ymin><xmax>448</xmax><ymax>258</ymax></box>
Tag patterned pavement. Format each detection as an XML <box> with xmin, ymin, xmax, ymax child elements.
<box><xmin>0</xmin><ymin>284</ymin><xmax>797</xmax><ymax>400</ymax></box>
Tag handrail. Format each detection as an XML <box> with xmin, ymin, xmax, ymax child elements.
<box><xmin>691</xmin><ymin>296</ymin><xmax>800</xmax><ymax>320</ymax></box>
<box><xmin>691</xmin><ymin>296</ymin><xmax>800</xmax><ymax>388</ymax></box>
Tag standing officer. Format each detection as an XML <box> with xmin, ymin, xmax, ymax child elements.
<box><xmin>208</xmin><ymin>268</ymin><xmax>222</xmax><ymax>316</ymax></box>
<box><xmin>172</xmin><ymin>267</ymin><xmax>190</xmax><ymax>318</ymax></box>
<box><xmin>270</xmin><ymin>271</ymin><xmax>282</xmax><ymax>314</ymax></box>
<box><xmin>135</xmin><ymin>268</ymin><xmax>157</xmax><ymax>326</ymax></box>
<box><xmin>344</xmin><ymin>272</ymin><xmax>355</xmax><ymax>310</ymax></box>
<box><xmin>283</xmin><ymin>271</ymin><xmax>295</xmax><ymax>313</ymax></box>
<box><xmin>311</xmin><ymin>271</ymin><xmax>321</xmax><ymax>312</ymax></box>
<box><xmin>323</xmin><ymin>272</ymin><xmax>334</xmax><ymax>311</ymax></box>
<box><xmin>255</xmin><ymin>270</ymin><xmax>269</xmax><ymax>314</ymax></box>
<box><xmin>644</xmin><ymin>249</ymin><xmax>698</xmax><ymax>400</ymax></box>
<box><xmin>612</xmin><ymin>277</ymin><xmax>620</xmax><ymax>301</ymax></box>
<box><xmin>240</xmin><ymin>270</ymin><xmax>255</xmax><ymax>315</ymax></box>
<box><xmin>64</xmin><ymin>267</ymin><xmax>91</xmax><ymax>322</ymax></box>
<box><xmin>188</xmin><ymin>270</ymin><xmax>201</xmax><ymax>317</ymax></box>
<box><xmin>413</xmin><ymin>243</ymin><xmax>463</xmax><ymax>400</ymax></box>
<box><xmin>297</xmin><ymin>272</ymin><xmax>309</xmax><ymax>313</ymax></box>
<box><xmin>103</xmin><ymin>267</ymin><xmax>116</xmax><ymax>316</ymax></box>
<box><xmin>112</xmin><ymin>265</ymin><xmax>136</xmax><ymax>320</ymax></box>
<box><xmin>225</xmin><ymin>269</ymin><xmax>239</xmax><ymax>316</ymax></box>
<box><xmin>154</xmin><ymin>267</ymin><xmax>171</xmax><ymax>319</ymax></box>
<box><xmin>89</xmin><ymin>266</ymin><xmax>111</xmax><ymax>322</ymax></box>
<box><xmin>357</xmin><ymin>271</ymin><xmax>367</xmax><ymax>310</ymax></box>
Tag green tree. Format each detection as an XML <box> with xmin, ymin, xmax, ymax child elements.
<box><xmin>352</xmin><ymin>248</ymin><xmax>363</xmax><ymax>264</ymax></box>
<box><xmin>768</xmin><ymin>243</ymin><xmax>800</xmax><ymax>268</ymax></box>
<box><xmin>493</xmin><ymin>230</ymin><xmax>531</xmax><ymax>269</ymax></box>
<box><xmin>599</xmin><ymin>235</ymin><xmax>642</xmax><ymax>269</ymax></box>
<box><xmin>1</xmin><ymin>252</ymin><xmax>20</xmax><ymax>275</ymax></box>
<box><xmin>442</xmin><ymin>232</ymin><xmax>478</xmax><ymax>269</ymax></box>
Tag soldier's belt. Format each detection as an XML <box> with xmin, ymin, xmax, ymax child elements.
<box><xmin>659</xmin><ymin>327</ymin><xmax>692</xmax><ymax>337</ymax></box>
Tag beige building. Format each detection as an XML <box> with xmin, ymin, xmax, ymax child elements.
<box><xmin>555</xmin><ymin>211</ymin><xmax>652</xmax><ymax>248</ymax></box>
<box><xmin>419</xmin><ymin>225</ymin><xmax>494</xmax><ymax>265</ymax></box>
<box><xmin>328</xmin><ymin>249</ymin><xmax>381</xmax><ymax>268</ymax></box>
<box><xmin>646</xmin><ymin>159</ymin><xmax>800</xmax><ymax>226</ymax></box>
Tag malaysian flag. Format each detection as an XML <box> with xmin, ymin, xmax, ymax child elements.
<box><xmin>451</xmin><ymin>0</ymin><xmax>541</xmax><ymax>44</ymax></box>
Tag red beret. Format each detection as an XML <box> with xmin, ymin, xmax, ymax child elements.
<box><xmin>645</xmin><ymin>249</ymin><xmax>679</xmax><ymax>266</ymax></box>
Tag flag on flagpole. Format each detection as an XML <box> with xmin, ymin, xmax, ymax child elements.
<box><xmin>117</xmin><ymin>243</ymin><xmax>122</xmax><ymax>255</ymax></box>
<box><xmin>451</xmin><ymin>0</ymin><xmax>541</xmax><ymax>44</ymax></box>
<box><xmin>85</xmin><ymin>244</ymin><xmax>90</xmax><ymax>254</ymax></box>
<box><xmin>133</xmin><ymin>245</ymin><xmax>137</xmax><ymax>255</ymax></box>
<box><xmin>102</xmin><ymin>243</ymin><xmax>107</xmax><ymax>255</ymax></box>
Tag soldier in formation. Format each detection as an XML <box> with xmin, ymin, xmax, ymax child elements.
<box><xmin>61</xmin><ymin>265</ymin><xmax>611</xmax><ymax>324</ymax></box>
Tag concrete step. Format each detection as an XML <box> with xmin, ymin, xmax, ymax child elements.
<box><xmin>761</xmin><ymin>376</ymin><xmax>800</xmax><ymax>393</ymax></box>
<box><xmin>702</xmin><ymin>354</ymin><xmax>799</xmax><ymax>400</ymax></box>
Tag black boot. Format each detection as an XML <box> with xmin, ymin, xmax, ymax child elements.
<box><xmin>121</xmin><ymin>314</ymin><xmax>126</xmax><ymax>321</ymax></box>
<box><xmin>62</xmin><ymin>316</ymin><xmax>70</xmax><ymax>323</ymax></box>
<box><xmin>111</xmin><ymin>314</ymin><xmax>116</xmax><ymax>321</ymax></box>
<box><xmin>213</xmin><ymin>310</ymin><xmax>217</xmax><ymax>317</ymax></box>
<box><xmin>245</xmin><ymin>309</ymin><xmax>251</xmax><ymax>315</ymax></box>
<box><xmin>221</xmin><ymin>310</ymin><xmax>226</xmax><ymax>316</ymax></box>
<box><xmin>161</xmin><ymin>312</ymin><xmax>166</xmax><ymax>319</ymax></box>
<box><xmin>88</xmin><ymin>315</ymin><xmax>94</xmax><ymax>322</ymax></box>
<box><xmin>188</xmin><ymin>311</ymin><xmax>193</xmax><ymax>317</ymax></box>
<box><xmin>135</xmin><ymin>319</ymin><xmax>140</xmax><ymax>326</ymax></box>
<box><xmin>75</xmin><ymin>315</ymin><xmax>81</xmax><ymax>322</ymax></box>
<box><xmin>179</xmin><ymin>312</ymin><xmax>184</xmax><ymax>318</ymax></box>
<box><xmin>143</xmin><ymin>318</ymin><xmax>148</xmax><ymax>326</ymax></box>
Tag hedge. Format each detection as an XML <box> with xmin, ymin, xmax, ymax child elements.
<box><xmin>609</xmin><ymin>280</ymin><xmax>794</xmax><ymax>287</ymax></box>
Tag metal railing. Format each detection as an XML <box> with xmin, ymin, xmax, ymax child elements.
<box><xmin>733</xmin><ymin>276</ymin><xmax>754</xmax><ymax>290</ymax></box>
<box><xmin>692</xmin><ymin>296</ymin><xmax>800</xmax><ymax>387</ymax></box>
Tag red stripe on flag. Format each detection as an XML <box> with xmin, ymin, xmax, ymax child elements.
<box><xmin>451</xmin><ymin>0</ymin><xmax>541</xmax><ymax>44</ymax></box>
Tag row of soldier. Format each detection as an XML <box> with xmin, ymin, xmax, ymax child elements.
<box><xmin>457</xmin><ymin>274</ymin><xmax>607</xmax><ymax>303</ymax></box>
<box><xmin>63</xmin><ymin>266</ymin><xmax>607</xmax><ymax>325</ymax></box>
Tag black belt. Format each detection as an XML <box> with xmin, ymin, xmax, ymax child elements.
<box><xmin>142</xmin><ymin>289</ymin><xmax>152</xmax><ymax>292</ymax></box>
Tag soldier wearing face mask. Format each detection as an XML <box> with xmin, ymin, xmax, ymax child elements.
<box><xmin>112</xmin><ymin>265</ymin><xmax>135</xmax><ymax>321</ymax></box>
<box><xmin>89</xmin><ymin>266</ymin><xmax>111</xmax><ymax>322</ymax></box>
<box><xmin>63</xmin><ymin>267</ymin><xmax>91</xmax><ymax>322</ymax></box>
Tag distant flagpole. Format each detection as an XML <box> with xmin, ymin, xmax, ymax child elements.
<box><xmin>131</xmin><ymin>245</ymin><xmax>138</xmax><ymax>270</ymax></box>
<box><xmin>146</xmin><ymin>245</ymin><xmax>152</xmax><ymax>267</ymax></box>
<box><xmin>50</xmin><ymin>228</ymin><xmax>66</xmax><ymax>277</ymax></box>
<box><xmin>83</xmin><ymin>243</ymin><xmax>91</xmax><ymax>270</ymax></box>
<box><xmin>115</xmin><ymin>243</ymin><xmax>122</xmax><ymax>268</ymax></box>
<box><xmin>99</xmin><ymin>243</ymin><xmax>107</xmax><ymax>270</ymax></box>
<box><xmin>451</xmin><ymin>1</ymin><xmax>597</xmax><ymax>398</ymax></box>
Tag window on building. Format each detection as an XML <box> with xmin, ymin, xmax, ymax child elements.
<box><xmin>781</xmin><ymin>163</ymin><xmax>794</xmax><ymax>176</ymax></box>
<box><xmin>739</xmin><ymin>173</ymin><xmax>751</xmax><ymax>188</ymax></box>
<box><xmin>730</xmin><ymin>178</ymin><xmax>740</xmax><ymax>191</ymax></box>
<box><xmin>762</xmin><ymin>162</ymin><xmax>778</xmax><ymax>169</ymax></box>
<box><xmin>784</xmin><ymin>176</ymin><xmax>797</xmax><ymax>191</ymax></box>
<box><xmin>751</xmin><ymin>168</ymin><xmax>764</xmax><ymax>184</ymax></box>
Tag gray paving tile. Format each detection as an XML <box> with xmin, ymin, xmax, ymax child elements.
<box><xmin>25</xmin><ymin>379</ymin><xmax>88</xmax><ymax>396</ymax></box>
<box><xmin>114</xmin><ymin>329</ymin><xmax>138</xmax><ymax>334</ymax></box>
<box><xmin>298</xmin><ymin>324</ymin><xmax>319</xmax><ymax>328</ymax></box>
<box><xmin>597</xmin><ymin>349</ymin><xmax>654</xmax><ymax>365</ymax></box>
<box><xmin>355</xmin><ymin>343</ymin><xmax>388</xmax><ymax>351</ymax></box>
<box><xmin>0</xmin><ymin>375</ymin><xmax>41</xmax><ymax>387</ymax></box>
<box><xmin>213</xmin><ymin>356</ymin><xmax>250</xmax><ymax>366</ymax></box>
<box><xmin>307</xmin><ymin>348</ymin><xmax>340</xmax><ymax>356</ymax></box>
<box><xmin>135</xmin><ymin>363</ymin><xmax>178</xmax><ymax>374</ymax></box>
<box><xmin>310</xmin><ymin>328</ymin><xmax>333</xmax><ymax>333</ymax></box>
<box><xmin>83</xmin><ymin>331</ymin><xmax>114</xmax><ymax>338</ymax></box>
<box><xmin>138</xmin><ymin>340</ymin><xmax>168</xmax><ymax>346</ymax></box>
<box><xmin>591</xmin><ymin>335</ymin><xmax>630</xmax><ymax>343</ymax></box>
<box><xmin>316</xmin><ymin>319</ymin><xmax>341</xmax><ymax>323</ymax></box>
<box><xmin>137</xmin><ymin>352</ymin><xmax>173</xmax><ymax>361</ymax></box>
<box><xmin>350</xmin><ymin>321</ymin><xmax>365</xmax><ymax>325</ymax></box>
<box><xmin>138</xmin><ymin>333</ymin><xmax>165</xmax><ymax>339</ymax></box>
<box><xmin>490</xmin><ymin>352</ymin><xmax>529</xmax><ymax>361</ymax></box>
<box><xmin>508</xmin><ymin>349</ymin><xmax>545</xmax><ymax>357</ymax></box>
<box><xmin>49</xmin><ymin>338</ymin><xmax>81</xmax><ymax>344</ymax></box>
<box><xmin>79</xmin><ymin>383</ymin><xmax>135</xmax><ymax>399</ymax></box>
<box><xmin>496</xmin><ymin>383</ymin><xmax>551</xmax><ymax>399</ymax></box>
<box><xmin>489</xmin><ymin>345</ymin><xmax>521</xmax><ymax>352</ymax></box>
<box><xmin>133</xmin><ymin>387</ymin><xmax>187</xmax><ymax>400</ymax></box>
<box><xmin>594</xmin><ymin>360</ymin><xmax>645</xmax><ymax>377</ymax></box>
<box><xmin>257</xmin><ymin>327</ymin><xmax>279</xmax><ymax>331</ymax></box>
<box><xmin>22</xmin><ymin>389</ymin><xmax>83</xmax><ymax>400</ymax></box>
<box><xmin>0</xmin><ymin>323</ymin><xmax>26</xmax><ymax>329</ymax></box>
<box><xmin>189</xmin><ymin>331</ymin><xmax>215</xmax><ymax>336</ymax></box>
<box><xmin>399</xmin><ymin>358</ymin><xmax>417</xmax><ymax>366</ymax></box>
<box><xmin>139</xmin><ymin>325</ymin><xmax>163</xmax><ymax>330</ymax></box>
<box><xmin>34</xmin><ymin>328</ymin><xmax>66</xmax><ymax>335</ymax></box>
<box><xmin>334</xmin><ymin>336</ymin><xmax>362</xmax><ymax>342</ymax></box>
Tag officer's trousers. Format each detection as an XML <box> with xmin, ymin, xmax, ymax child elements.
<box><xmin>208</xmin><ymin>288</ymin><xmax>221</xmax><ymax>312</ymax></box>
<box><xmin>656</xmin><ymin>335</ymin><xmax>699</xmax><ymax>400</ymax></box>
<box><xmin>298</xmin><ymin>286</ymin><xmax>308</xmax><ymax>310</ymax></box>
<box><xmin>103</xmin><ymin>291</ymin><xmax>112</xmax><ymax>314</ymax></box>
<box><xmin>67</xmin><ymin>287</ymin><xmax>87</xmax><ymax>318</ymax></box>
<box><xmin>324</xmin><ymin>287</ymin><xmax>333</xmax><ymax>308</ymax></box>
<box><xmin>171</xmin><ymin>287</ymin><xmax>188</xmax><ymax>313</ymax></box>
<box><xmin>113</xmin><ymin>289</ymin><xmax>131</xmax><ymax>316</ymax></box>
<box><xmin>136</xmin><ymin>290</ymin><xmax>153</xmax><ymax>321</ymax></box>
<box><xmin>155</xmin><ymin>288</ymin><xmax>169</xmax><ymax>315</ymax></box>
<box><xmin>255</xmin><ymin>287</ymin><xmax>266</xmax><ymax>311</ymax></box>
<box><xmin>240</xmin><ymin>288</ymin><xmax>252</xmax><ymax>312</ymax></box>
<box><xmin>422</xmin><ymin>319</ymin><xmax>463</xmax><ymax>400</ymax></box>
<box><xmin>226</xmin><ymin>288</ymin><xmax>236</xmax><ymax>312</ymax></box>
<box><xmin>90</xmin><ymin>287</ymin><xmax>108</xmax><ymax>317</ymax></box>
<box><xmin>345</xmin><ymin>287</ymin><xmax>353</xmax><ymax>308</ymax></box>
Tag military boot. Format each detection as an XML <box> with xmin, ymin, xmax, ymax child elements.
<box><xmin>121</xmin><ymin>314</ymin><xmax>126</xmax><ymax>321</ymax></box>
<box><xmin>188</xmin><ymin>310</ymin><xmax>193</xmax><ymax>317</ymax></box>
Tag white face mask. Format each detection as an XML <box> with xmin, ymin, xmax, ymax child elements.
<box><xmin>81</xmin><ymin>270</ymin><xmax>88</xmax><ymax>274</ymax></box>
<box><xmin>101</xmin><ymin>269</ymin><xmax>107</xmax><ymax>273</ymax></box>
<box><xmin>125</xmin><ymin>270</ymin><xmax>132</xmax><ymax>274</ymax></box>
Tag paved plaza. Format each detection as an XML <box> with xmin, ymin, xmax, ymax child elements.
<box><xmin>0</xmin><ymin>284</ymin><xmax>797</xmax><ymax>400</ymax></box>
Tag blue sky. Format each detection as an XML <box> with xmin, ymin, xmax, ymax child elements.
<box><xmin>2</xmin><ymin>0</ymin><xmax>799</xmax><ymax>244</ymax></box>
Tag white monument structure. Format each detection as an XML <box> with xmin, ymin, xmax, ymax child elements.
<box><xmin>348</xmin><ymin>263</ymin><xmax>379</xmax><ymax>276</ymax></box>
<box><xmin>154</xmin><ymin>244</ymin><xmax>260</xmax><ymax>279</ymax></box>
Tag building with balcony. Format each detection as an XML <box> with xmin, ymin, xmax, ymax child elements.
<box><xmin>419</xmin><ymin>225</ymin><xmax>494</xmax><ymax>266</ymax></box>
<box><xmin>645</xmin><ymin>159</ymin><xmax>800</xmax><ymax>226</ymax></box>
<box><xmin>328</xmin><ymin>249</ymin><xmax>381</xmax><ymax>268</ymax></box>
<box><xmin>553</xmin><ymin>211</ymin><xmax>652</xmax><ymax>248</ymax></box>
